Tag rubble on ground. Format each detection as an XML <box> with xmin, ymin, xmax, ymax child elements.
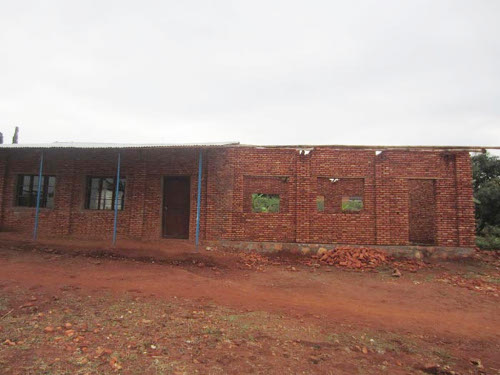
<box><xmin>238</xmin><ymin>252</ymin><xmax>274</xmax><ymax>270</ymax></box>
<box><xmin>235</xmin><ymin>246</ymin><xmax>437</xmax><ymax>273</ymax></box>
<box><xmin>392</xmin><ymin>259</ymin><xmax>430</xmax><ymax>272</ymax></box>
<box><xmin>436</xmin><ymin>273</ymin><xmax>499</xmax><ymax>295</ymax></box>
<box><xmin>312</xmin><ymin>246</ymin><xmax>390</xmax><ymax>270</ymax></box>
<box><xmin>472</xmin><ymin>248</ymin><xmax>500</xmax><ymax>267</ymax></box>
<box><xmin>391</xmin><ymin>268</ymin><xmax>402</xmax><ymax>277</ymax></box>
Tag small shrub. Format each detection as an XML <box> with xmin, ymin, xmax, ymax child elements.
<box><xmin>476</xmin><ymin>225</ymin><xmax>500</xmax><ymax>250</ymax></box>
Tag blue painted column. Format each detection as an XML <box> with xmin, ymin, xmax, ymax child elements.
<box><xmin>112</xmin><ymin>153</ymin><xmax>121</xmax><ymax>245</ymax></box>
<box><xmin>195</xmin><ymin>150</ymin><xmax>203</xmax><ymax>251</ymax></box>
<box><xmin>33</xmin><ymin>152</ymin><xmax>44</xmax><ymax>240</ymax></box>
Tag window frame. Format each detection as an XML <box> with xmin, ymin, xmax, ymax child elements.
<box><xmin>85</xmin><ymin>176</ymin><xmax>126</xmax><ymax>211</ymax></box>
<box><xmin>15</xmin><ymin>174</ymin><xmax>56</xmax><ymax>209</ymax></box>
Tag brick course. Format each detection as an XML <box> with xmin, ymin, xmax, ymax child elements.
<box><xmin>0</xmin><ymin>146</ymin><xmax>476</xmax><ymax>249</ymax></box>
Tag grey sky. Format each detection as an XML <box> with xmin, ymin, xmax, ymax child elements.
<box><xmin>1</xmin><ymin>0</ymin><xmax>499</xmax><ymax>147</ymax></box>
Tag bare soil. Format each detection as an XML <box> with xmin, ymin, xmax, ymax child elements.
<box><xmin>0</xmin><ymin>239</ymin><xmax>499</xmax><ymax>374</ymax></box>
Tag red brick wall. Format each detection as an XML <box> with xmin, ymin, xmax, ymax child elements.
<box><xmin>0</xmin><ymin>147</ymin><xmax>476</xmax><ymax>248</ymax></box>
<box><xmin>0</xmin><ymin>148</ymin><xmax>206</xmax><ymax>241</ymax></box>
<box><xmin>408</xmin><ymin>179</ymin><xmax>436</xmax><ymax>244</ymax></box>
<box><xmin>309</xmin><ymin>149</ymin><xmax>376</xmax><ymax>244</ymax></box>
<box><xmin>317</xmin><ymin>177</ymin><xmax>365</xmax><ymax>213</ymax></box>
<box><xmin>230</xmin><ymin>148</ymin><xmax>297</xmax><ymax>242</ymax></box>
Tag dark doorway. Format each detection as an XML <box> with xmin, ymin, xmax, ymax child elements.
<box><xmin>408</xmin><ymin>179</ymin><xmax>436</xmax><ymax>245</ymax></box>
<box><xmin>163</xmin><ymin>176</ymin><xmax>190</xmax><ymax>238</ymax></box>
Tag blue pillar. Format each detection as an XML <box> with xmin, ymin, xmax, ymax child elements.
<box><xmin>33</xmin><ymin>152</ymin><xmax>44</xmax><ymax>240</ymax></box>
<box><xmin>112</xmin><ymin>153</ymin><xmax>121</xmax><ymax>245</ymax></box>
<box><xmin>195</xmin><ymin>150</ymin><xmax>203</xmax><ymax>251</ymax></box>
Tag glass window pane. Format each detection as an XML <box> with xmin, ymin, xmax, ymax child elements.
<box><xmin>102</xmin><ymin>178</ymin><xmax>114</xmax><ymax>210</ymax></box>
<box><xmin>118</xmin><ymin>178</ymin><xmax>126</xmax><ymax>210</ymax></box>
<box><xmin>16</xmin><ymin>175</ymin><xmax>55</xmax><ymax>208</ymax></box>
<box><xmin>117</xmin><ymin>191</ymin><xmax>124</xmax><ymax>210</ymax></box>
<box><xmin>46</xmin><ymin>177</ymin><xmax>55</xmax><ymax>209</ymax></box>
<box><xmin>22</xmin><ymin>175</ymin><xmax>31</xmax><ymax>193</ymax></box>
<box><xmin>86</xmin><ymin>177</ymin><xmax>125</xmax><ymax>210</ymax></box>
<box><xmin>17</xmin><ymin>175</ymin><xmax>32</xmax><ymax>206</ymax></box>
<box><xmin>88</xmin><ymin>178</ymin><xmax>100</xmax><ymax>209</ymax></box>
<box><xmin>48</xmin><ymin>176</ymin><xmax>56</xmax><ymax>188</ymax></box>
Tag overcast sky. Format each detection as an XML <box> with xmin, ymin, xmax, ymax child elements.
<box><xmin>0</xmin><ymin>0</ymin><xmax>499</xmax><ymax>148</ymax></box>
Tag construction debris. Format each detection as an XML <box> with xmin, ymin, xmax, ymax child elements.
<box><xmin>312</xmin><ymin>247</ymin><xmax>389</xmax><ymax>270</ymax></box>
<box><xmin>392</xmin><ymin>268</ymin><xmax>402</xmax><ymax>277</ymax></box>
<box><xmin>437</xmin><ymin>273</ymin><xmax>499</xmax><ymax>294</ymax></box>
<box><xmin>238</xmin><ymin>252</ymin><xmax>273</xmax><ymax>271</ymax></box>
<box><xmin>233</xmin><ymin>246</ymin><xmax>435</xmax><ymax>274</ymax></box>
<box><xmin>393</xmin><ymin>259</ymin><xmax>429</xmax><ymax>273</ymax></box>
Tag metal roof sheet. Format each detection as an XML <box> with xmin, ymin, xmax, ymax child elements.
<box><xmin>0</xmin><ymin>142</ymin><xmax>497</xmax><ymax>152</ymax></box>
<box><xmin>0</xmin><ymin>141</ymin><xmax>240</xmax><ymax>149</ymax></box>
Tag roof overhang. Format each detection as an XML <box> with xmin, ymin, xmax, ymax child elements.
<box><xmin>0</xmin><ymin>142</ymin><xmax>498</xmax><ymax>153</ymax></box>
<box><xmin>0</xmin><ymin>142</ymin><xmax>240</xmax><ymax>150</ymax></box>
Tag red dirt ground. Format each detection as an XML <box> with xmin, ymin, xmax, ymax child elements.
<box><xmin>0</xmin><ymin>237</ymin><xmax>499</xmax><ymax>374</ymax></box>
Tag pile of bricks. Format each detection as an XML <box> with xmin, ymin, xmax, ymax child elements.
<box><xmin>238</xmin><ymin>252</ymin><xmax>273</xmax><ymax>270</ymax></box>
<box><xmin>314</xmin><ymin>246</ymin><xmax>389</xmax><ymax>269</ymax></box>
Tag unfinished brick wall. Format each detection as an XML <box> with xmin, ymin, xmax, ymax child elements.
<box><xmin>211</xmin><ymin>147</ymin><xmax>475</xmax><ymax>247</ymax></box>
<box><xmin>243</xmin><ymin>176</ymin><xmax>290</xmax><ymax>213</ymax></box>
<box><xmin>308</xmin><ymin>149</ymin><xmax>376</xmax><ymax>244</ymax></box>
<box><xmin>230</xmin><ymin>148</ymin><xmax>297</xmax><ymax>242</ymax></box>
<box><xmin>0</xmin><ymin>146</ymin><xmax>476</xmax><ymax>248</ymax></box>
<box><xmin>317</xmin><ymin>177</ymin><xmax>365</xmax><ymax>213</ymax></box>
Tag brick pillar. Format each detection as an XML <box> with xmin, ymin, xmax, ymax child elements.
<box><xmin>206</xmin><ymin>149</ymin><xmax>235</xmax><ymax>241</ymax></box>
<box><xmin>232</xmin><ymin>152</ymin><xmax>244</xmax><ymax>241</ymax></box>
<box><xmin>128</xmin><ymin>158</ymin><xmax>147</xmax><ymax>239</ymax></box>
<box><xmin>54</xmin><ymin>153</ymin><xmax>76</xmax><ymax>235</ymax></box>
<box><xmin>435</xmin><ymin>176</ymin><xmax>459</xmax><ymax>247</ymax></box>
<box><xmin>436</xmin><ymin>154</ymin><xmax>458</xmax><ymax>246</ymax></box>
<box><xmin>375</xmin><ymin>153</ymin><xmax>409</xmax><ymax>245</ymax></box>
<box><xmin>295</xmin><ymin>151</ymin><xmax>311</xmax><ymax>243</ymax></box>
<box><xmin>455</xmin><ymin>152</ymin><xmax>476</xmax><ymax>247</ymax></box>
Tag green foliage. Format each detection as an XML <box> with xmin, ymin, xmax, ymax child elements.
<box><xmin>251</xmin><ymin>193</ymin><xmax>280</xmax><ymax>213</ymax></box>
<box><xmin>475</xmin><ymin>179</ymin><xmax>500</xmax><ymax>230</ymax></box>
<box><xmin>472</xmin><ymin>152</ymin><xmax>500</xmax><ymax>190</ymax></box>
<box><xmin>342</xmin><ymin>198</ymin><xmax>363</xmax><ymax>211</ymax></box>
<box><xmin>472</xmin><ymin>152</ymin><xmax>500</xmax><ymax>249</ymax></box>
<box><xmin>316</xmin><ymin>196</ymin><xmax>325</xmax><ymax>211</ymax></box>
<box><xmin>476</xmin><ymin>226</ymin><xmax>500</xmax><ymax>250</ymax></box>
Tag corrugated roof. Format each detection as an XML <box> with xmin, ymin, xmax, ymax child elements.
<box><xmin>0</xmin><ymin>142</ymin><xmax>497</xmax><ymax>152</ymax></box>
<box><xmin>0</xmin><ymin>141</ymin><xmax>240</xmax><ymax>149</ymax></box>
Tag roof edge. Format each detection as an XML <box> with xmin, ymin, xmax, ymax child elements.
<box><xmin>0</xmin><ymin>142</ymin><xmax>240</xmax><ymax>149</ymax></box>
<box><xmin>0</xmin><ymin>142</ymin><xmax>498</xmax><ymax>152</ymax></box>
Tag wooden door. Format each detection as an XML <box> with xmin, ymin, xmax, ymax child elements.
<box><xmin>163</xmin><ymin>176</ymin><xmax>190</xmax><ymax>238</ymax></box>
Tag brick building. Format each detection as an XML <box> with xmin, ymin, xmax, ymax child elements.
<box><xmin>0</xmin><ymin>143</ymin><xmax>477</xmax><ymax>253</ymax></box>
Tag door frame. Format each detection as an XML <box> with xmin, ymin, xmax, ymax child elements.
<box><xmin>162</xmin><ymin>175</ymin><xmax>191</xmax><ymax>239</ymax></box>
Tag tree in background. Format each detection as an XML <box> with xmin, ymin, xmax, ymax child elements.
<box><xmin>472</xmin><ymin>152</ymin><xmax>500</xmax><ymax>249</ymax></box>
<box><xmin>12</xmin><ymin>126</ymin><xmax>19</xmax><ymax>144</ymax></box>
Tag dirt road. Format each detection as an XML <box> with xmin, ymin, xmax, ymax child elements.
<box><xmin>0</xmin><ymin>242</ymin><xmax>499</xmax><ymax>374</ymax></box>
